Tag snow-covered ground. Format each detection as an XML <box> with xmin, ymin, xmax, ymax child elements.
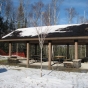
<box><xmin>0</xmin><ymin>55</ymin><xmax>9</xmax><ymax>60</ymax></box>
<box><xmin>0</xmin><ymin>65</ymin><xmax>88</xmax><ymax>88</ymax></box>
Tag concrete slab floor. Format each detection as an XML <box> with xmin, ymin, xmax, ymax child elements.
<box><xmin>17</xmin><ymin>60</ymin><xmax>88</xmax><ymax>73</ymax></box>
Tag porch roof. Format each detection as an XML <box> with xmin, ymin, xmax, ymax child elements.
<box><xmin>0</xmin><ymin>23</ymin><xmax>88</xmax><ymax>45</ymax></box>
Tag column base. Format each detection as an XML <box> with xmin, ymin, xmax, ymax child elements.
<box><xmin>73</xmin><ymin>59</ymin><xmax>81</xmax><ymax>68</ymax></box>
<box><xmin>48</xmin><ymin>66</ymin><xmax>52</xmax><ymax>70</ymax></box>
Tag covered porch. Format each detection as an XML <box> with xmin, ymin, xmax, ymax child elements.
<box><xmin>0</xmin><ymin>24</ymin><xmax>88</xmax><ymax>69</ymax></box>
<box><xmin>0</xmin><ymin>36</ymin><xmax>88</xmax><ymax>69</ymax></box>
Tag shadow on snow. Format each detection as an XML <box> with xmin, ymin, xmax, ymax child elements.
<box><xmin>0</xmin><ymin>68</ymin><xmax>7</xmax><ymax>73</ymax></box>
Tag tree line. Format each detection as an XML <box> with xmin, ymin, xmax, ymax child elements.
<box><xmin>0</xmin><ymin>0</ymin><xmax>88</xmax><ymax>59</ymax></box>
<box><xmin>0</xmin><ymin>0</ymin><xmax>88</xmax><ymax>36</ymax></box>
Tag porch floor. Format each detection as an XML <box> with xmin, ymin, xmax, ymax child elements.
<box><xmin>18</xmin><ymin>59</ymin><xmax>88</xmax><ymax>73</ymax></box>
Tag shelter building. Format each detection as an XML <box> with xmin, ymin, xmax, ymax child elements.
<box><xmin>0</xmin><ymin>23</ymin><xmax>88</xmax><ymax>69</ymax></box>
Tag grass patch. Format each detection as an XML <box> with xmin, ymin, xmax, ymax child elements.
<box><xmin>0</xmin><ymin>59</ymin><xmax>8</xmax><ymax>64</ymax></box>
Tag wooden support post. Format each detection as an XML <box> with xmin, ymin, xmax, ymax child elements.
<box><xmin>27</xmin><ymin>42</ymin><xmax>30</xmax><ymax>68</ymax></box>
<box><xmin>48</xmin><ymin>41</ymin><xmax>52</xmax><ymax>70</ymax></box>
<box><xmin>9</xmin><ymin>42</ymin><xmax>12</xmax><ymax>57</ymax></box>
<box><xmin>74</xmin><ymin>40</ymin><xmax>78</xmax><ymax>59</ymax></box>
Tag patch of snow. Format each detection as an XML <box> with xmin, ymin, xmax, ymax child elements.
<box><xmin>2</xmin><ymin>24</ymin><xmax>81</xmax><ymax>38</ymax></box>
<box><xmin>2</xmin><ymin>31</ymin><xmax>14</xmax><ymax>39</ymax></box>
<box><xmin>0</xmin><ymin>65</ymin><xmax>88</xmax><ymax>88</ymax></box>
<box><xmin>0</xmin><ymin>55</ymin><xmax>9</xmax><ymax>60</ymax></box>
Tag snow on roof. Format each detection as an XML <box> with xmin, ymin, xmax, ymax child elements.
<box><xmin>2</xmin><ymin>24</ymin><xmax>81</xmax><ymax>39</ymax></box>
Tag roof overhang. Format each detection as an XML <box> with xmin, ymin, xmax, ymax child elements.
<box><xmin>0</xmin><ymin>36</ymin><xmax>88</xmax><ymax>45</ymax></box>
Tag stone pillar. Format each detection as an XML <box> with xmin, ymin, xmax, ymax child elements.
<box><xmin>9</xmin><ymin>42</ymin><xmax>12</xmax><ymax>57</ymax></box>
<box><xmin>74</xmin><ymin>40</ymin><xmax>78</xmax><ymax>59</ymax></box>
<box><xmin>26</xmin><ymin>42</ymin><xmax>30</xmax><ymax>68</ymax></box>
<box><xmin>73</xmin><ymin>40</ymin><xmax>81</xmax><ymax>68</ymax></box>
<box><xmin>48</xmin><ymin>41</ymin><xmax>52</xmax><ymax>70</ymax></box>
<box><xmin>67</xmin><ymin>44</ymin><xmax>69</xmax><ymax>59</ymax></box>
<box><xmin>86</xmin><ymin>44</ymin><xmax>88</xmax><ymax>57</ymax></box>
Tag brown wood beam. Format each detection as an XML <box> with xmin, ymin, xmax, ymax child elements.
<box><xmin>74</xmin><ymin>40</ymin><xmax>78</xmax><ymax>59</ymax></box>
<box><xmin>1</xmin><ymin>36</ymin><xmax>88</xmax><ymax>42</ymax></box>
<box><xmin>48</xmin><ymin>41</ymin><xmax>52</xmax><ymax>70</ymax></box>
<box><xmin>26</xmin><ymin>42</ymin><xmax>30</xmax><ymax>68</ymax></box>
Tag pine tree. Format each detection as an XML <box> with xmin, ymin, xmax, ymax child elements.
<box><xmin>17</xmin><ymin>0</ymin><xmax>24</xmax><ymax>28</ymax></box>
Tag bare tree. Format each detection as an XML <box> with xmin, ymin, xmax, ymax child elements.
<box><xmin>5</xmin><ymin>0</ymin><xmax>13</xmax><ymax>21</ymax></box>
<box><xmin>30</xmin><ymin>1</ymin><xmax>52</xmax><ymax>77</ymax></box>
<box><xmin>36</xmin><ymin>26</ymin><xmax>51</xmax><ymax>77</ymax></box>
<box><xmin>17</xmin><ymin>0</ymin><xmax>25</xmax><ymax>28</ymax></box>
<box><xmin>65</xmin><ymin>7</ymin><xmax>77</xmax><ymax>24</ymax></box>
<box><xmin>43</xmin><ymin>4</ymin><xmax>50</xmax><ymax>26</ymax></box>
<box><xmin>43</xmin><ymin>3</ymin><xmax>53</xmax><ymax>26</ymax></box>
<box><xmin>78</xmin><ymin>13</ymin><xmax>88</xmax><ymax>24</ymax></box>
<box><xmin>0</xmin><ymin>3</ymin><xmax>2</xmax><ymax>15</ymax></box>
<box><xmin>51</xmin><ymin>0</ymin><xmax>64</xmax><ymax>25</ymax></box>
<box><xmin>22</xmin><ymin>0</ymin><xmax>30</xmax><ymax>27</ymax></box>
<box><xmin>31</xmin><ymin>19</ymin><xmax>51</xmax><ymax>77</ymax></box>
<box><xmin>79</xmin><ymin>16</ymin><xmax>85</xmax><ymax>23</ymax></box>
<box><xmin>1</xmin><ymin>0</ymin><xmax>9</xmax><ymax>17</ymax></box>
<box><xmin>48</xmin><ymin>0</ymin><xmax>64</xmax><ymax>59</ymax></box>
<box><xmin>29</xmin><ymin>1</ymin><xmax>44</xmax><ymax>27</ymax></box>
<box><xmin>65</xmin><ymin>7</ymin><xmax>77</xmax><ymax>59</ymax></box>
<box><xmin>31</xmin><ymin>16</ymin><xmax>51</xmax><ymax>77</ymax></box>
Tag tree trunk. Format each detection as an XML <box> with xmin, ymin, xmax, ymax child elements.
<box><xmin>40</xmin><ymin>47</ymin><xmax>42</xmax><ymax>77</ymax></box>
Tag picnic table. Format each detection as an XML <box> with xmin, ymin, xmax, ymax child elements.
<box><xmin>54</xmin><ymin>56</ymin><xmax>66</xmax><ymax>63</ymax></box>
<box><xmin>31</xmin><ymin>55</ymin><xmax>40</xmax><ymax>61</ymax></box>
<box><xmin>8</xmin><ymin>56</ymin><xmax>20</xmax><ymax>63</ymax></box>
